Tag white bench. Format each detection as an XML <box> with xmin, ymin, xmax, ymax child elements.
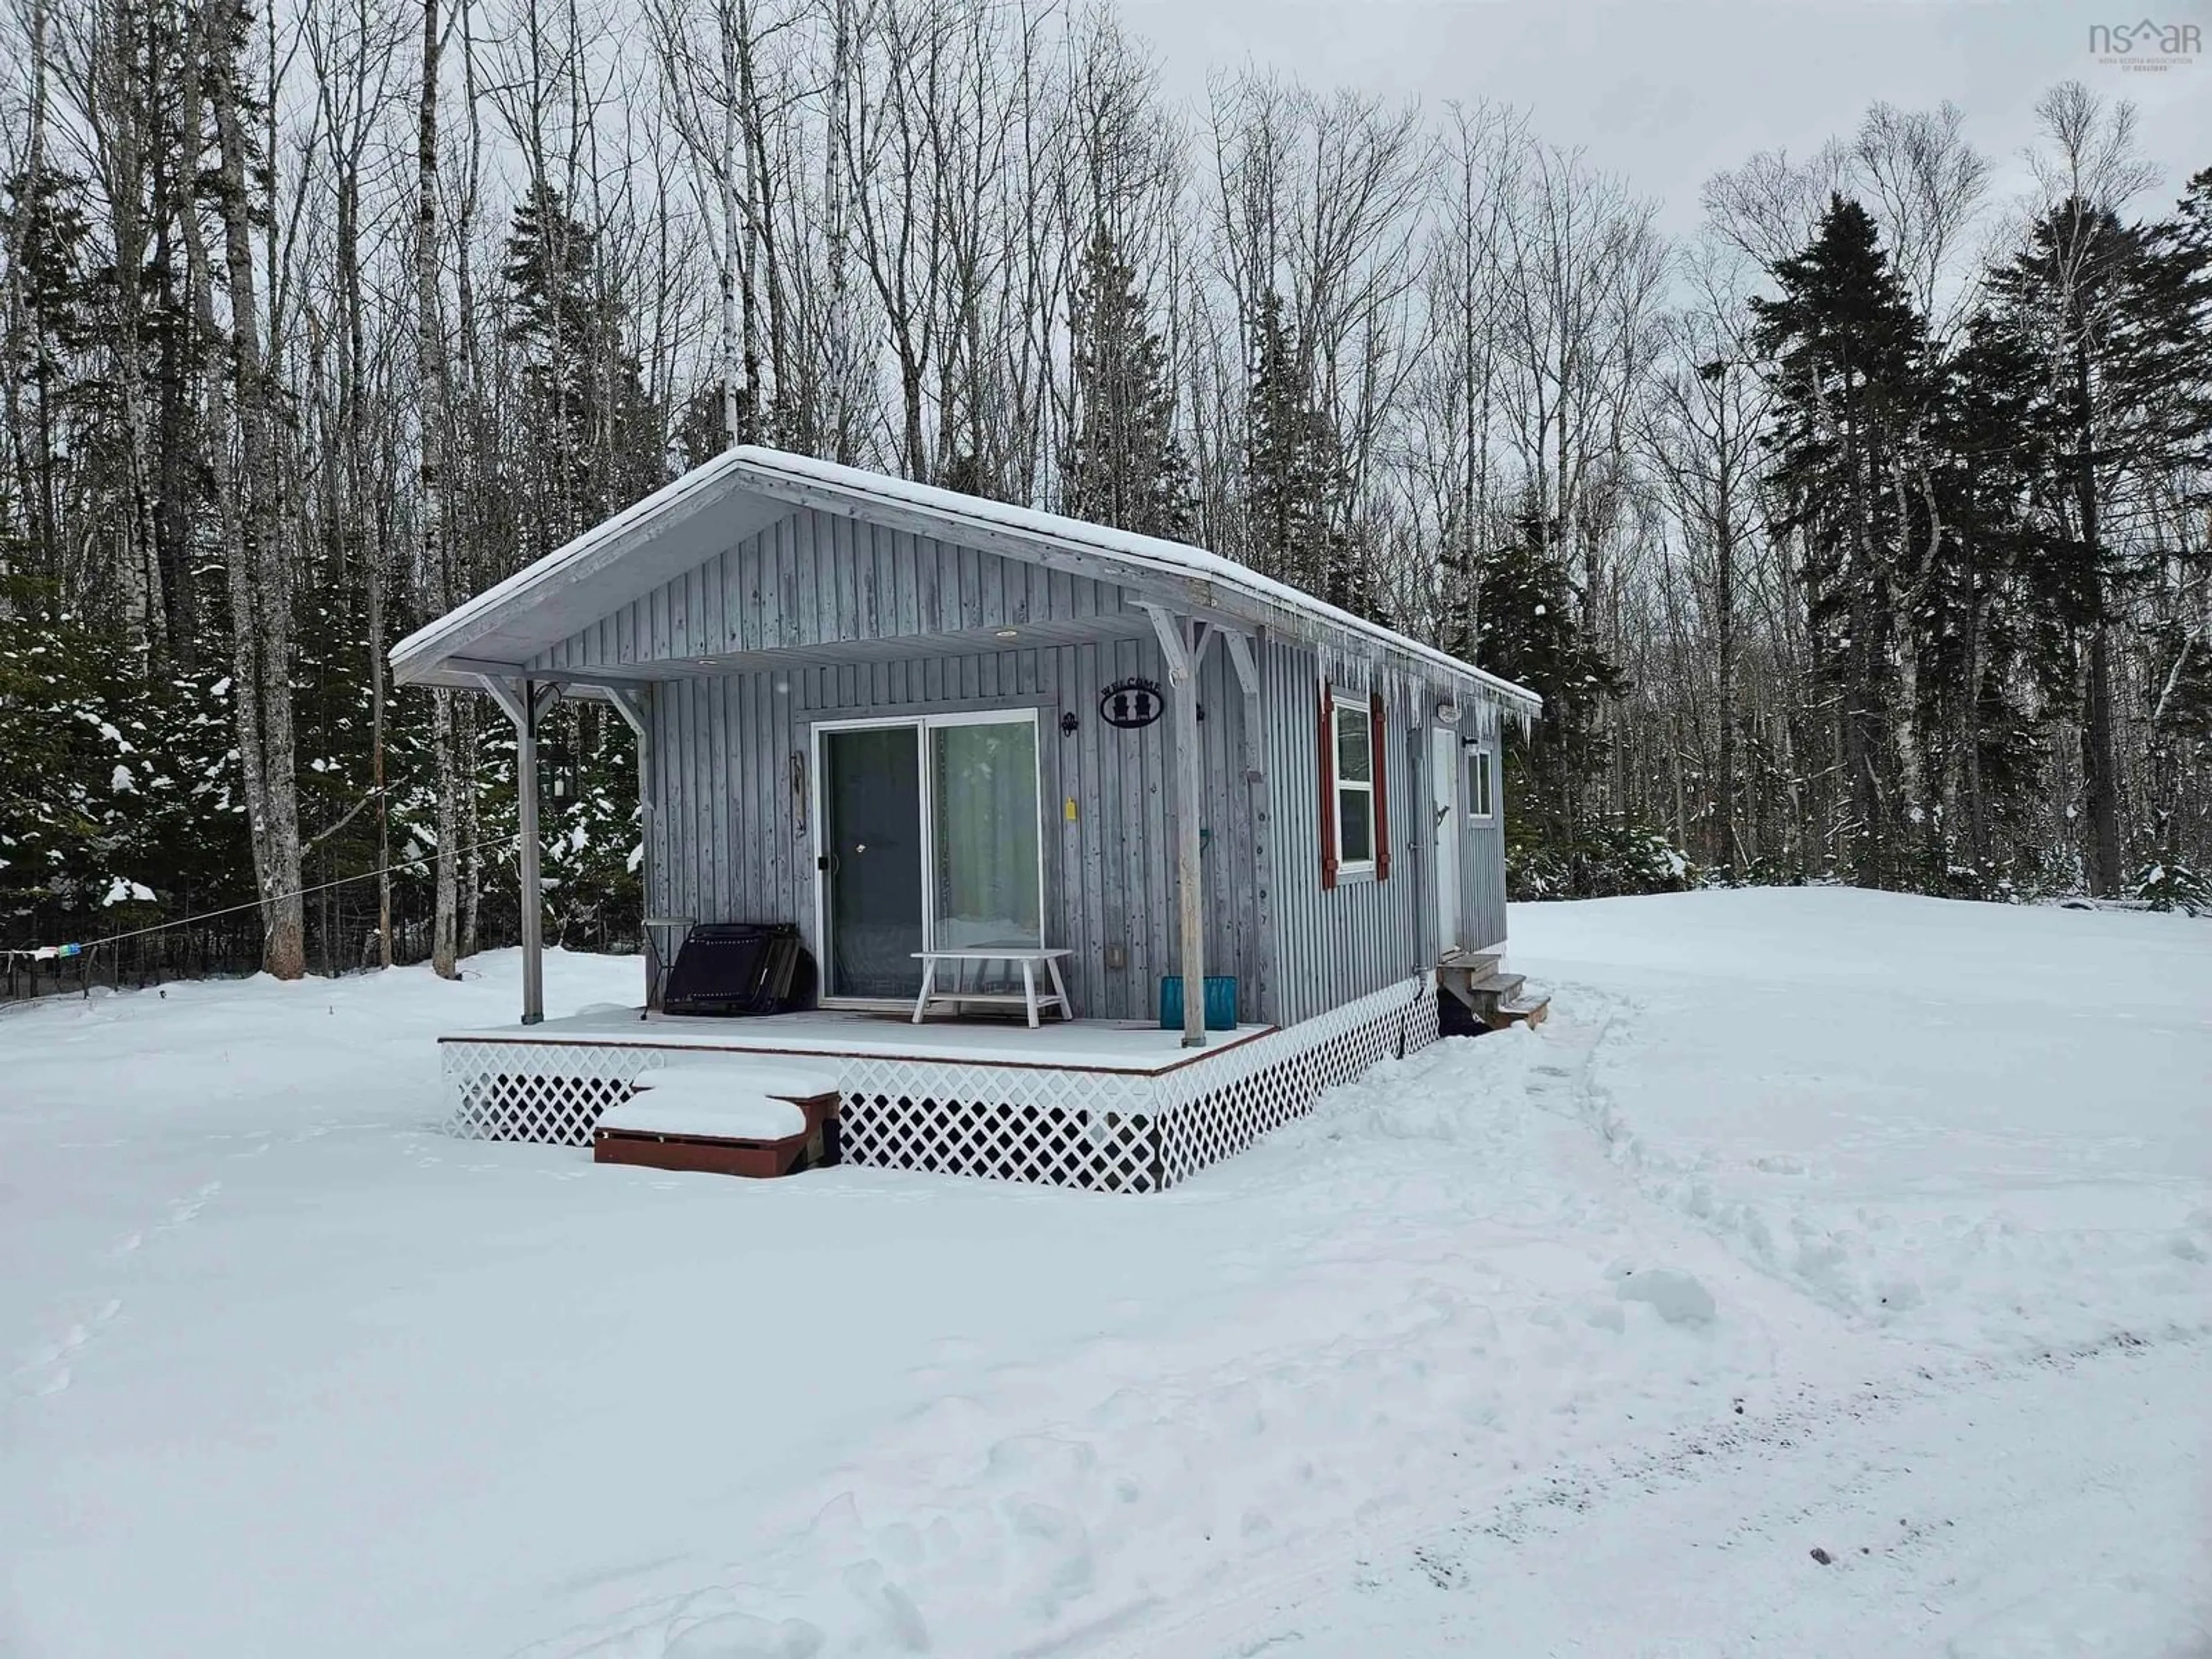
<box><xmin>911</xmin><ymin>949</ymin><xmax>1074</xmax><ymax>1027</ymax></box>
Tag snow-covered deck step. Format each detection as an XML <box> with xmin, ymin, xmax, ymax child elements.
<box><xmin>603</xmin><ymin>1074</ymin><xmax>816</xmax><ymax>1141</ymax></box>
<box><xmin>632</xmin><ymin>1061</ymin><xmax>841</xmax><ymax>1105</ymax></box>
<box><xmin>593</xmin><ymin>1069</ymin><xmax>842</xmax><ymax>1179</ymax></box>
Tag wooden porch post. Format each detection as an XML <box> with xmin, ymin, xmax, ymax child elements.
<box><xmin>1221</xmin><ymin>627</ymin><xmax>1269</xmax><ymax>1022</ymax></box>
<box><xmin>516</xmin><ymin>681</ymin><xmax>546</xmax><ymax>1024</ymax></box>
<box><xmin>607</xmin><ymin>687</ymin><xmax>656</xmax><ymax>1009</ymax></box>
<box><xmin>480</xmin><ymin>675</ymin><xmax>555</xmax><ymax>1025</ymax></box>
<box><xmin>1145</xmin><ymin>605</ymin><xmax>1209</xmax><ymax>1048</ymax></box>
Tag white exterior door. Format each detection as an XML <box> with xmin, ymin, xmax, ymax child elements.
<box><xmin>1429</xmin><ymin>725</ymin><xmax>1461</xmax><ymax>955</ymax></box>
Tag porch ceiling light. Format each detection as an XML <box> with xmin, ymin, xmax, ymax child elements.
<box><xmin>994</xmin><ymin>627</ymin><xmax>1020</xmax><ymax>639</ymax></box>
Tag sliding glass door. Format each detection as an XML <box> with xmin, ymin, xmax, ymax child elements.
<box><xmin>929</xmin><ymin>715</ymin><xmax>1041</xmax><ymax>950</ymax></box>
<box><xmin>816</xmin><ymin>710</ymin><xmax>1043</xmax><ymax>1002</ymax></box>
<box><xmin>819</xmin><ymin>725</ymin><xmax>926</xmax><ymax>998</ymax></box>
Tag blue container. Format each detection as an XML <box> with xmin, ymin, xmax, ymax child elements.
<box><xmin>1159</xmin><ymin>974</ymin><xmax>1238</xmax><ymax>1031</ymax></box>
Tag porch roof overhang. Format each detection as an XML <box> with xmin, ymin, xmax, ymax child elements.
<box><xmin>390</xmin><ymin>445</ymin><xmax>1542</xmax><ymax>715</ymax></box>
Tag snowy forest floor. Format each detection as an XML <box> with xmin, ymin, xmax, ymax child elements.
<box><xmin>4</xmin><ymin>888</ymin><xmax>2209</xmax><ymax>1658</ymax></box>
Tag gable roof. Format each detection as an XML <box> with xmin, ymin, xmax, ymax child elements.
<box><xmin>391</xmin><ymin>445</ymin><xmax>1541</xmax><ymax>713</ymax></box>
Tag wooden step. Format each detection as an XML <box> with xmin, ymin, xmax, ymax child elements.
<box><xmin>1439</xmin><ymin>955</ymin><xmax>1541</xmax><ymax>1032</ymax></box>
<box><xmin>1435</xmin><ymin>955</ymin><xmax>1503</xmax><ymax>1013</ymax></box>
<box><xmin>1464</xmin><ymin>971</ymin><xmax>1525</xmax><ymax>1001</ymax></box>
<box><xmin>1438</xmin><ymin>949</ymin><xmax>1502</xmax><ymax>976</ymax></box>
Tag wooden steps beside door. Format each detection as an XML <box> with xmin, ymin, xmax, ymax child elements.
<box><xmin>1438</xmin><ymin>949</ymin><xmax>1551</xmax><ymax>1032</ymax></box>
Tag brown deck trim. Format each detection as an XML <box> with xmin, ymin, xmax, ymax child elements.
<box><xmin>438</xmin><ymin>1020</ymin><xmax>1281</xmax><ymax>1079</ymax></box>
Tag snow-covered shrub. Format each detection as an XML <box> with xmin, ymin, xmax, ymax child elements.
<box><xmin>0</xmin><ymin>586</ymin><xmax>246</xmax><ymax>940</ymax></box>
<box><xmin>2136</xmin><ymin>862</ymin><xmax>2210</xmax><ymax>916</ymax></box>
<box><xmin>1508</xmin><ymin>815</ymin><xmax>1700</xmax><ymax>901</ymax></box>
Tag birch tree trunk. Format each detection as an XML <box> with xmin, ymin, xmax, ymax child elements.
<box><xmin>173</xmin><ymin>2</ymin><xmax>304</xmax><ymax>980</ymax></box>
<box><xmin>210</xmin><ymin>11</ymin><xmax>305</xmax><ymax>979</ymax></box>
<box><xmin>421</xmin><ymin>0</ymin><xmax>463</xmax><ymax>978</ymax></box>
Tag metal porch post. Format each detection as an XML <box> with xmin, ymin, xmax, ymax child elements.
<box><xmin>1146</xmin><ymin>605</ymin><xmax>1208</xmax><ymax>1048</ymax></box>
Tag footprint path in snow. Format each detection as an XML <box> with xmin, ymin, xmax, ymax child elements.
<box><xmin>14</xmin><ymin>1109</ymin><xmax>444</xmax><ymax>1406</ymax></box>
<box><xmin>512</xmin><ymin>994</ymin><xmax>1748</xmax><ymax>1659</ymax></box>
<box><xmin>1555</xmin><ymin>971</ymin><xmax>2212</xmax><ymax>1357</ymax></box>
<box><xmin>1079</xmin><ymin>983</ymin><xmax>2206</xmax><ymax>1659</ymax></box>
<box><xmin>7</xmin><ymin>1298</ymin><xmax>124</xmax><ymax>1399</ymax></box>
<box><xmin>7</xmin><ymin>1175</ymin><xmax>225</xmax><ymax>1403</ymax></box>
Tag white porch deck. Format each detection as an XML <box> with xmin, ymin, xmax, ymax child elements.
<box><xmin>446</xmin><ymin>1006</ymin><xmax>1276</xmax><ymax>1074</ymax></box>
<box><xmin>439</xmin><ymin>975</ymin><xmax>1441</xmax><ymax>1192</ymax></box>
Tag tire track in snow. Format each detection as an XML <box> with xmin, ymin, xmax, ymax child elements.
<box><xmin>1202</xmin><ymin>1329</ymin><xmax>2211</xmax><ymax>1659</ymax></box>
<box><xmin>1070</xmin><ymin>1328</ymin><xmax>2209</xmax><ymax>1659</ymax></box>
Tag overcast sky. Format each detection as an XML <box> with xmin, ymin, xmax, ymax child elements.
<box><xmin>1116</xmin><ymin>0</ymin><xmax>2212</xmax><ymax>230</ymax></box>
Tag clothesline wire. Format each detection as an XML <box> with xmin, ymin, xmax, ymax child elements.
<box><xmin>2</xmin><ymin>832</ymin><xmax>524</xmax><ymax>959</ymax></box>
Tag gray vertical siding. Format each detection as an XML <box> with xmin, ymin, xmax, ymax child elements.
<box><xmin>571</xmin><ymin>499</ymin><xmax>1513</xmax><ymax>1029</ymax></box>
<box><xmin>1261</xmin><ymin>638</ymin><xmax>1431</xmax><ymax>1026</ymax></box>
<box><xmin>1459</xmin><ymin>719</ymin><xmax>1509</xmax><ymax>949</ymax></box>
<box><xmin>1156</xmin><ymin>634</ymin><xmax>1265</xmax><ymax>1023</ymax></box>
<box><xmin>537</xmin><ymin>504</ymin><xmax>1130</xmax><ymax>670</ymax></box>
<box><xmin>642</xmin><ymin>634</ymin><xmax>1261</xmax><ymax>1025</ymax></box>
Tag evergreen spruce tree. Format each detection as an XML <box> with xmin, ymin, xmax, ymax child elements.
<box><xmin>1983</xmin><ymin>190</ymin><xmax>2212</xmax><ymax>892</ymax></box>
<box><xmin>1244</xmin><ymin>290</ymin><xmax>1363</xmax><ymax>611</ymax></box>
<box><xmin>1921</xmin><ymin>309</ymin><xmax>2049</xmax><ymax>891</ymax></box>
<box><xmin>500</xmin><ymin>185</ymin><xmax>658</xmax><ymax>946</ymax></box>
<box><xmin>1751</xmin><ymin>196</ymin><xmax>1933</xmax><ymax>889</ymax></box>
<box><xmin>0</xmin><ymin>165</ymin><xmax>97</xmax><ymax>588</ymax></box>
<box><xmin>2135</xmin><ymin>167</ymin><xmax>2212</xmax><ymax>896</ymax></box>
<box><xmin>503</xmin><ymin>185</ymin><xmax>663</xmax><ymax>556</ymax></box>
<box><xmin>1468</xmin><ymin>504</ymin><xmax>1633</xmax><ymax>896</ymax></box>
<box><xmin>0</xmin><ymin>579</ymin><xmax>248</xmax><ymax>947</ymax></box>
<box><xmin>1062</xmin><ymin>229</ymin><xmax>1194</xmax><ymax>541</ymax></box>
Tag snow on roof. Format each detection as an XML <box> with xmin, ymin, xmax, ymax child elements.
<box><xmin>736</xmin><ymin>450</ymin><xmax>1542</xmax><ymax>711</ymax></box>
<box><xmin>392</xmin><ymin>445</ymin><xmax>1541</xmax><ymax>713</ymax></box>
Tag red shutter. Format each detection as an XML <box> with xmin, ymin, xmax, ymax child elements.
<box><xmin>1372</xmin><ymin>698</ymin><xmax>1391</xmax><ymax>881</ymax></box>
<box><xmin>1318</xmin><ymin>681</ymin><xmax>1338</xmax><ymax>890</ymax></box>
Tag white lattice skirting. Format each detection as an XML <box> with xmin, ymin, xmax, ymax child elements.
<box><xmin>441</xmin><ymin>975</ymin><xmax>1440</xmax><ymax>1192</ymax></box>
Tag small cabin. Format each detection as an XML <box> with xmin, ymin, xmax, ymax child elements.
<box><xmin>393</xmin><ymin>448</ymin><xmax>1541</xmax><ymax>1191</ymax></box>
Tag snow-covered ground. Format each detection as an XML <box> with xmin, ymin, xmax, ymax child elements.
<box><xmin>3</xmin><ymin>889</ymin><xmax>2207</xmax><ymax>1658</ymax></box>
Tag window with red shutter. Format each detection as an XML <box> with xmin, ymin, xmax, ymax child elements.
<box><xmin>1370</xmin><ymin>699</ymin><xmax>1391</xmax><ymax>881</ymax></box>
<box><xmin>1318</xmin><ymin>681</ymin><xmax>1338</xmax><ymax>889</ymax></box>
<box><xmin>1324</xmin><ymin>684</ymin><xmax>1378</xmax><ymax>881</ymax></box>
